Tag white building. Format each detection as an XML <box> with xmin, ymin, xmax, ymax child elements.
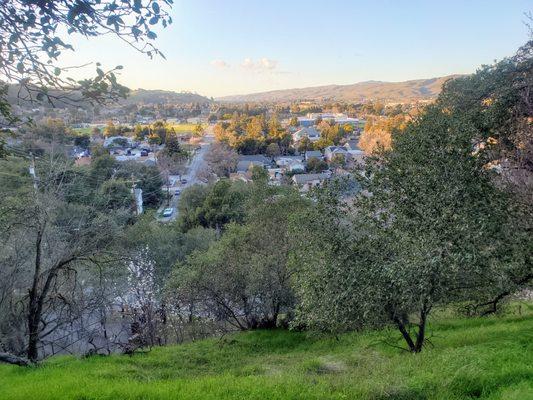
<box><xmin>306</xmin><ymin>113</ymin><xmax>359</xmax><ymax>126</ymax></box>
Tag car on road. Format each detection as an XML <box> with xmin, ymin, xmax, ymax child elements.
<box><xmin>162</xmin><ymin>208</ymin><xmax>174</xmax><ymax>218</ymax></box>
<box><xmin>174</xmin><ymin>189</ymin><xmax>181</xmax><ymax>196</ymax></box>
<box><xmin>180</xmin><ymin>178</ymin><xmax>188</xmax><ymax>184</ymax></box>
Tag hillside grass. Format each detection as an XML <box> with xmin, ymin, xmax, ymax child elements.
<box><xmin>168</xmin><ymin>123</ymin><xmax>205</xmax><ymax>134</ymax></box>
<box><xmin>72</xmin><ymin>127</ymin><xmax>93</xmax><ymax>136</ymax></box>
<box><xmin>72</xmin><ymin>124</ymin><xmax>205</xmax><ymax>137</ymax></box>
<box><xmin>1</xmin><ymin>304</ymin><xmax>532</xmax><ymax>400</ymax></box>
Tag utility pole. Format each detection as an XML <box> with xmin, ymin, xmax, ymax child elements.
<box><xmin>165</xmin><ymin>170</ymin><xmax>170</xmax><ymax>207</ymax></box>
<box><xmin>130</xmin><ymin>174</ymin><xmax>143</xmax><ymax>215</ymax></box>
<box><xmin>29</xmin><ymin>152</ymin><xmax>38</xmax><ymax>191</ymax></box>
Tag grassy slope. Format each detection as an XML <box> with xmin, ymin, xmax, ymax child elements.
<box><xmin>1</xmin><ymin>307</ymin><xmax>532</xmax><ymax>400</ymax></box>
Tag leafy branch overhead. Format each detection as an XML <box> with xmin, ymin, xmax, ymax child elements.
<box><xmin>0</xmin><ymin>0</ymin><xmax>173</xmax><ymax>108</ymax></box>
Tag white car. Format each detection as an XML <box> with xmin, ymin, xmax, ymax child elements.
<box><xmin>162</xmin><ymin>208</ymin><xmax>174</xmax><ymax>218</ymax></box>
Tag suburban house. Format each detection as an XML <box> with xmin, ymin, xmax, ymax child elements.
<box><xmin>229</xmin><ymin>171</ymin><xmax>253</xmax><ymax>183</ymax></box>
<box><xmin>236</xmin><ymin>155</ymin><xmax>271</xmax><ymax>173</ymax></box>
<box><xmin>275</xmin><ymin>155</ymin><xmax>305</xmax><ymax>172</ymax></box>
<box><xmin>292</xmin><ymin>172</ymin><xmax>331</xmax><ymax>192</ymax></box>
<box><xmin>103</xmin><ymin>136</ymin><xmax>135</xmax><ymax>148</ymax></box>
<box><xmin>292</xmin><ymin>127</ymin><xmax>321</xmax><ymax>142</ymax></box>
<box><xmin>113</xmin><ymin>147</ymin><xmax>156</xmax><ymax>164</ymax></box>
<box><xmin>304</xmin><ymin>150</ymin><xmax>323</xmax><ymax>161</ymax></box>
<box><xmin>344</xmin><ymin>140</ymin><xmax>362</xmax><ymax>153</ymax></box>
<box><xmin>344</xmin><ymin>140</ymin><xmax>365</xmax><ymax>163</ymax></box>
<box><xmin>267</xmin><ymin>167</ymin><xmax>283</xmax><ymax>182</ymax></box>
<box><xmin>288</xmin><ymin>160</ymin><xmax>305</xmax><ymax>172</ymax></box>
<box><xmin>324</xmin><ymin>146</ymin><xmax>348</xmax><ymax>162</ymax></box>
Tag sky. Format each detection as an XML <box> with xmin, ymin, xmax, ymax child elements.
<box><xmin>59</xmin><ymin>0</ymin><xmax>532</xmax><ymax>98</ymax></box>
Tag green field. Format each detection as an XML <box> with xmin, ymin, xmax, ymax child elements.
<box><xmin>72</xmin><ymin>123</ymin><xmax>205</xmax><ymax>137</ymax></box>
<box><xmin>1</xmin><ymin>306</ymin><xmax>532</xmax><ymax>400</ymax></box>
<box><xmin>169</xmin><ymin>123</ymin><xmax>205</xmax><ymax>132</ymax></box>
<box><xmin>72</xmin><ymin>127</ymin><xmax>93</xmax><ymax>136</ymax></box>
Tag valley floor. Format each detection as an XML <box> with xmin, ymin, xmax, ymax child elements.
<box><xmin>1</xmin><ymin>305</ymin><xmax>532</xmax><ymax>400</ymax></box>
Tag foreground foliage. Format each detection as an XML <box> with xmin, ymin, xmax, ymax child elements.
<box><xmin>0</xmin><ymin>308</ymin><xmax>531</xmax><ymax>400</ymax></box>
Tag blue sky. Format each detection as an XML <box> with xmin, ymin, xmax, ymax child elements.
<box><xmin>60</xmin><ymin>0</ymin><xmax>531</xmax><ymax>97</ymax></box>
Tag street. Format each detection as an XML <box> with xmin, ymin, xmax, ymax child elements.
<box><xmin>157</xmin><ymin>126</ymin><xmax>214</xmax><ymax>222</ymax></box>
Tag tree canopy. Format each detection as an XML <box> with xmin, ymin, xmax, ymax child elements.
<box><xmin>0</xmin><ymin>0</ymin><xmax>172</xmax><ymax>125</ymax></box>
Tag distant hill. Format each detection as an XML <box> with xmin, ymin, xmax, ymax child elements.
<box><xmin>5</xmin><ymin>85</ymin><xmax>212</xmax><ymax>108</ymax></box>
<box><xmin>217</xmin><ymin>75</ymin><xmax>462</xmax><ymax>103</ymax></box>
<box><xmin>124</xmin><ymin>89</ymin><xmax>212</xmax><ymax>105</ymax></box>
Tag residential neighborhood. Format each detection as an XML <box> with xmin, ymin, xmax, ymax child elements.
<box><xmin>0</xmin><ymin>2</ymin><xmax>530</xmax><ymax>399</ymax></box>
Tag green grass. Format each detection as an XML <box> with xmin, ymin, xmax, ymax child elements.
<box><xmin>72</xmin><ymin>127</ymin><xmax>93</xmax><ymax>136</ymax></box>
<box><xmin>1</xmin><ymin>306</ymin><xmax>532</xmax><ymax>400</ymax></box>
<box><xmin>72</xmin><ymin>124</ymin><xmax>205</xmax><ymax>137</ymax></box>
<box><xmin>168</xmin><ymin>123</ymin><xmax>205</xmax><ymax>133</ymax></box>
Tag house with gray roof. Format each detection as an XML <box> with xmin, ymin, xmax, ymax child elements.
<box><xmin>236</xmin><ymin>154</ymin><xmax>272</xmax><ymax>173</ymax></box>
<box><xmin>292</xmin><ymin>127</ymin><xmax>321</xmax><ymax>142</ymax></box>
<box><xmin>305</xmin><ymin>150</ymin><xmax>323</xmax><ymax>161</ymax></box>
<box><xmin>324</xmin><ymin>146</ymin><xmax>348</xmax><ymax>162</ymax></box>
<box><xmin>344</xmin><ymin>140</ymin><xmax>365</xmax><ymax>163</ymax></box>
<box><xmin>292</xmin><ymin>172</ymin><xmax>331</xmax><ymax>192</ymax></box>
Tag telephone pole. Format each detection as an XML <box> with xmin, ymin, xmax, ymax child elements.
<box><xmin>29</xmin><ymin>152</ymin><xmax>38</xmax><ymax>191</ymax></box>
<box><xmin>130</xmin><ymin>174</ymin><xmax>143</xmax><ymax>215</ymax></box>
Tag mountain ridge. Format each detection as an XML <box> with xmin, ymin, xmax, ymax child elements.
<box><xmin>217</xmin><ymin>75</ymin><xmax>462</xmax><ymax>103</ymax></box>
<box><xmin>5</xmin><ymin>85</ymin><xmax>212</xmax><ymax>108</ymax></box>
<box><xmin>124</xmin><ymin>89</ymin><xmax>212</xmax><ymax>104</ymax></box>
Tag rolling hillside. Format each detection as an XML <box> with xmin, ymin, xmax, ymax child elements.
<box><xmin>5</xmin><ymin>85</ymin><xmax>211</xmax><ymax>108</ymax></box>
<box><xmin>124</xmin><ymin>89</ymin><xmax>212</xmax><ymax>105</ymax></box>
<box><xmin>218</xmin><ymin>75</ymin><xmax>462</xmax><ymax>103</ymax></box>
<box><xmin>1</xmin><ymin>308</ymin><xmax>531</xmax><ymax>400</ymax></box>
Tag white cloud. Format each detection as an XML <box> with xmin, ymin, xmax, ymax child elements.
<box><xmin>240</xmin><ymin>57</ymin><xmax>278</xmax><ymax>72</ymax></box>
<box><xmin>210</xmin><ymin>59</ymin><xmax>229</xmax><ymax>69</ymax></box>
<box><xmin>241</xmin><ymin>57</ymin><xmax>255</xmax><ymax>69</ymax></box>
<box><xmin>259</xmin><ymin>58</ymin><xmax>277</xmax><ymax>70</ymax></box>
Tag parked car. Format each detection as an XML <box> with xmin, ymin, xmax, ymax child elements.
<box><xmin>174</xmin><ymin>189</ymin><xmax>181</xmax><ymax>196</ymax></box>
<box><xmin>162</xmin><ymin>208</ymin><xmax>174</xmax><ymax>218</ymax></box>
<box><xmin>180</xmin><ymin>178</ymin><xmax>188</xmax><ymax>184</ymax></box>
<box><xmin>140</xmin><ymin>150</ymin><xmax>149</xmax><ymax>157</ymax></box>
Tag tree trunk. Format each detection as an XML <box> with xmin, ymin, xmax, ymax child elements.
<box><xmin>27</xmin><ymin>228</ymin><xmax>43</xmax><ymax>361</ymax></box>
<box><xmin>27</xmin><ymin>316</ymin><xmax>40</xmax><ymax>362</ymax></box>
<box><xmin>413</xmin><ymin>308</ymin><xmax>427</xmax><ymax>353</ymax></box>
<box><xmin>394</xmin><ymin>317</ymin><xmax>416</xmax><ymax>352</ymax></box>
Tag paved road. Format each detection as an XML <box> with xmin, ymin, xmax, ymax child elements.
<box><xmin>187</xmin><ymin>135</ymin><xmax>213</xmax><ymax>185</ymax></box>
<box><xmin>157</xmin><ymin>128</ymin><xmax>214</xmax><ymax>222</ymax></box>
